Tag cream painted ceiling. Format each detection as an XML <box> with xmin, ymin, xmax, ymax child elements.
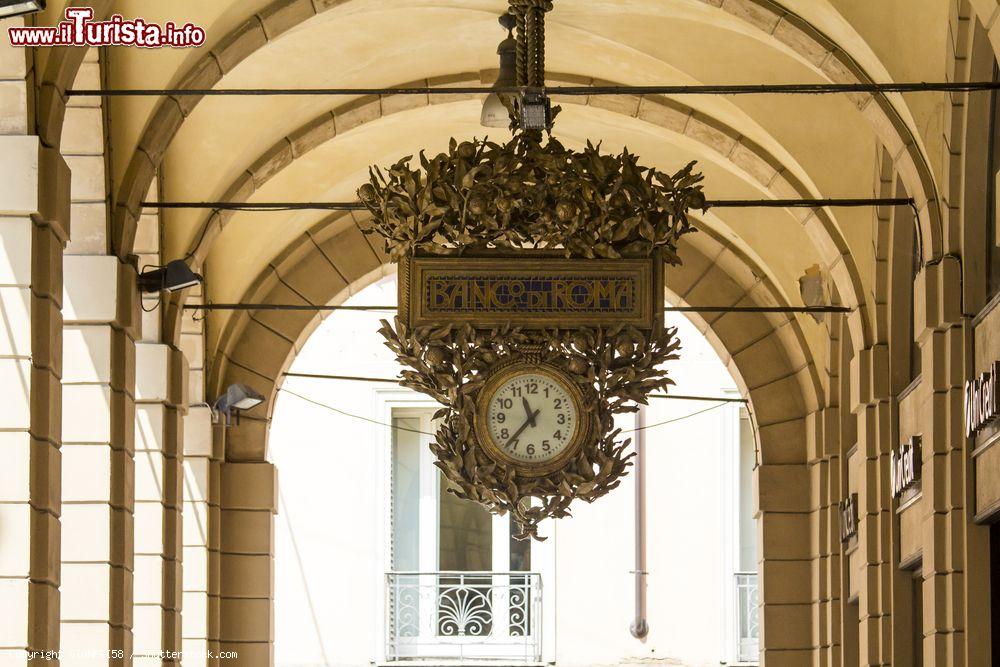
<box><xmin>85</xmin><ymin>0</ymin><xmax>952</xmax><ymax>364</ymax></box>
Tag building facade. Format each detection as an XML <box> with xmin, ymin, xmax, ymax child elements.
<box><xmin>1</xmin><ymin>1</ymin><xmax>1000</xmax><ymax>665</ymax></box>
<box><xmin>268</xmin><ymin>284</ymin><xmax>758</xmax><ymax>666</ymax></box>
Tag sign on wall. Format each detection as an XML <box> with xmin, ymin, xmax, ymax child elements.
<box><xmin>891</xmin><ymin>435</ymin><xmax>922</xmax><ymax>501</ymax></box>
<box><xmin>839</xmin><ymin>493</ymin><xmax>858</xmax><ymax>543</ymax></box>
<box><xmin>965</xmin><ymin>361</ymin><xmax>1000</xmax><ymax>438</ymax></box>
<box><xmin>398</xmin><ymin>254</ymin><xmax>663</xmax><ymax>330</ymax></box>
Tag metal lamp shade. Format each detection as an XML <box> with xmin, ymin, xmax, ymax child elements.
<box><xmin>0</xmin><ymin>0</ymin><xmax>45</xmax><ymax>18</ymax></box>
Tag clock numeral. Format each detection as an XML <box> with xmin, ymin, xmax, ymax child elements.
<box><xmin>554</xmin><ymin>430</ymin><xmax>562</xmax><ymax>440</ymax></box>
<box><xmin>500</xmin><ymin>398</ymin><xmax>513</xmax><ymax>409</ymax></box>
<box><xmin>527</xmin><ymin>382</ymin><xmax>538</xmax><ymax>394</ymax></box>
<box><xmin>544</xmin><ymin>387</ymin><xmax>550</xmax><ymax>398</ymax></box>
<box><xmin>508</xmin><ymin>438</ymin><xmax>519</xmax><ymax>451</ymax></box>
<box><xmin>512</xmin><ymin>386</ymin><xmax>522</xmax><ymax>397</ymax></box>
<box><xmin>496</xmin><ymin>412</ymin><xmax>506</xmax><ymax>423</ymax></box>
<box><xmin>500</xmin><ymin>428</ymin><xmax>509</xmax><ymax>440</ymax></box>
<box><xmin>554</xmin><ymin>399</ymin><xmax>563</xmax><ymax>409</ymax></box>
<box><xmin>557</xmin><ymin>413</ymin><xmax>565</xmax><ymax>425</ymax></box>
<box><xmin>526</xmin><ymin>444</ymin><xmax>535</xmax><ymax>455</ymax></box>
<box><xmin>542</xmin><ymin>440</ymin><xmax>551</xmax><ymax>452</ymax></box>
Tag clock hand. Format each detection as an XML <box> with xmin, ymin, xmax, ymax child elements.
<box><xmin>505</xmin><ymin>408</ymin><xmax>541</xmax><ymax>449</ymax></box>
<box><xmin>522</xmin><ymin>397</ymin><xmax>537</xmax><ymax>428</ymax></box>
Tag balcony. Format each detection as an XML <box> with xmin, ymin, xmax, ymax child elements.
<box><xmin>385</xmin><ymin>571</ymin><xmax>543</xmax><ymax>664</ymax></box>
<box><xmin>735</xmin><ymin>572</ymin><xmax>760</xmax><ymax>664</ymax></box>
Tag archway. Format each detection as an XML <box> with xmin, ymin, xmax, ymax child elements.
<box><xmin>209</xmin><ymin>209</ymin><xmax>820</xmax><ymax>659</ymax></box>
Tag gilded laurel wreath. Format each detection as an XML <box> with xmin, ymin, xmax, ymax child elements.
<box><xmin>379</xmin><ymin>319</ymin><xmax>681</xmax><ymax>540</ymax></box>
<box><xmin>359</xmin><ymin>132</ymin><xmax>705</xmax><ymax>262</ymax></box>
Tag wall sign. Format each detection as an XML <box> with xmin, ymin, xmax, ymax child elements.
<box><xmin>839</xmin><ymin>493</ymin><xmax>858</xmax><ymax>543</ymax></box>
<box><xmin>965</xmin><ymin>361</ymin><xmax>1000</xmax><ymax>438</ymax></box>
<box><xmin>891</xmin><ymin>436</ymin><xmax>922</xmax><ymax>500</ymax></box>
<box><xmin>399</xmin><ymin>254</ymin><xmax>663</xmax><ymax>331</ymax></box>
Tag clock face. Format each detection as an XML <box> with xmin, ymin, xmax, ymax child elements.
<box><xmin>479</xmin><ymin>365</ymin><xmax>583</xmax><ymax>471</ymax></box>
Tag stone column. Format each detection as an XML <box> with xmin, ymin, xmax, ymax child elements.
<box><xmin>180</xmin><ymin>268</ymin><xmax>223</xmax><ymax>664</ymax></box>
<box><xmin>0</xmin><ymin>135</ymin><xmax>70</xmax><ymax>662</ymax></box>
<box><xmin>182</xmin><ymin>410</ymin><xmax>222</xmax><ymax>665</ymax></box>
<box><xmin>57</xmin><ymin>45</ymin><xmax>142</xmax><ymax>665</ymax></box>
<box><xmin>132</xmin><ymin>342</ymin><xmax>187</xmax><ymax>664</ymax></box>
<box><xmin>219</xmin><ymin>462</ymin><xmax>277</xmax><ymax>666</ymax></box>
<box><xmin>755</xmin><ymin>418</ymin><xmax>813</xmax><ymax>665</ymax></box>
<box><xmin>60</xmin><ymin>251</ymin><xmax>139</xmax><ymax>665</ymax></box>
<box><xmin>809</xmin><ymin>402</ymin><xmax>843</xmax><ymax>667</ymax></box>
<box><xmin>851</xmin><ymin>344</ymin><xmax>893</xmax><ymax>666</ymax></box>
<box><xmin>128</xmin><ymin>182</ymin><xmax>189</xmax><ymax>665</ymax></box>
<box><xmin>835</xmin><ymin>315</ymin><xmax>861</xmax><ymax>665</ymax></box>
<box><xmin>914</xmin><ymin>257</ymin><xmax>967</xmax><ymax>665</ymax></box>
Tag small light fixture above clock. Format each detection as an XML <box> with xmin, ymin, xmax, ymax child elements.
<box><xmin>481</xmin><ymin>12</ymin><xmax>518</xmax><ymax>129</ymax></box>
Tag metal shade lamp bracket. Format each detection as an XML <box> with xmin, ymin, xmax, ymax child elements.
<box><xmin>0</xmin><ymin>0</ymin><xmax>45</xmax><ymax>19</ymax></box>
<box><xmin>213</xmin><ymin>383</ymin><xmax>265</xmax><ymax>426</ymax></box>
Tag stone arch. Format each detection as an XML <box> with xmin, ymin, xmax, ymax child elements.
<box><xmin>111</xmin><ymin>0</ymin><xmax>946</xmax><ymax>274</ymax></box>
<box><xmin>170</xmin><ymin>69</ymin><xmax>873</xmax><ymax>352</ymax></box>
<box><xmin>210</xmin><ymin>212</ymin><xmax>819</xmax><ymax>458</ymax></box>
<box><xmin>35</xmin><ymin>1</ymin><xmax>114</xmax><ymax>148</ymax></box>
<box><xmin>208</xmin><ymin>210</ymin><xmax>822</xmax><ymax>658</ymax></box>
<box><xmin>955</xmin><ymin>2</ymin><xmax>997</xmax><ymax>314</ymax></box>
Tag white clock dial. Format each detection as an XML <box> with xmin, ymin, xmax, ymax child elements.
<box><xmin>485</xmin><ymin>371</ymin><xmax>580</xmax><ymax>464</ymax></box>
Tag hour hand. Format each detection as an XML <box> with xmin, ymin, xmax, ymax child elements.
<box><xmin>522</xmin><ymin>397</ymin><xmax>537</xmax><ymax>427</ymax></box>
<box><xmin>505</xmin><ymin>408</ymin><xmax>540</xmax><ymax>449</ymax></box>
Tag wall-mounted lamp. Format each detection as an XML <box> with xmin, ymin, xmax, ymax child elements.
<box><xmin>213</xmin><ymin>383</ymin><xmax>265</xmax><ymax>425</ymax></box>
<box><xmin>480</xmin><ymin>13</ymin><xmax>517</xmax><ymax>129</ymax></box>
<box><xmin>137</xmin><ymin>259</ymin><xmax>203</xmax><ymax>294</ymax></box>
<box><xmin>0</xmin><ymin>0</ymin><xmax>45</xmax><ymax>18</ymax></box>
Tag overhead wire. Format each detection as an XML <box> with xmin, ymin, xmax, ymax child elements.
<box><xmin>141</xmin><ymin>197</ymin><xmax>913</xmax><ymax>212</ymax></box>
<box><xmin>279</xmin><ymin>386</ymin><xmax>732</xmax><ymax>436</ymax></box>
<box><xmin>65</xmin><ymin>81</ymin><xmax>1000</xmax><ymax>97</ymax></box>
<box><xmin>184</xmin><ymin>303</ymin><xmax>851</xmax><ymax>314</ymax></box>
<box><xmin>282</xmin><ymin>370</ymin><xmax>748</xmax><ymax>403</ymax></box>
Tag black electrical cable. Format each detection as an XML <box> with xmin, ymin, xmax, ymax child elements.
<box><xmin>66</xmin><ymin>81</ymin><xmax>1000</xmax><ymax>97</ymax></box>
<box><xmin>282</xmin><ymin>371</ymin><xmax>749</xmax><ymax>403</ymax></box>
<box><xmin>186</xmin><ymin>303</ymin><xmax>397</xmax><ymax>312</ymax></box>
<box><xmin>142</xmin><ymin>197</ymin><xmax>913</xmax><ymax>212</ymax></box>
<box><xmin>184</xmin><ymin>303</ymin><xmax>851</xmax><ymax>313</ymax></box>
<box><xmin>280</xmin><ymin>387</ymin><xmax>732</xmax><ymax>436</ymax></box>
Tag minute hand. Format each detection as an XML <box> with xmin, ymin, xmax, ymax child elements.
<box><xmin>505</xmin><ymin>409</ymin><xmax>540</xmax><ymax>449</ymax></box>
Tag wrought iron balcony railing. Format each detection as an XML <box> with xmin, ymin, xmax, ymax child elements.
<box><xmin>386</xmin><ymin>571</ymin><xmax>542</xmax><ymax>663</ymax></box>
<box><xmin>735</xmin><ymin>571</ymin><xmax>760</xmax><ymax>663</ymax></box>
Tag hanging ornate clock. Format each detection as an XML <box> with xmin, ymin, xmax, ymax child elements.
<box><xmin>359</xmin><ymin>0</ymin><xmax>705</xmax><ymax>539</ymax></box>
<box><xmin>475</xmin><ymin>359</ymin><xmax>590</xmax><ymax>477</ymax></box>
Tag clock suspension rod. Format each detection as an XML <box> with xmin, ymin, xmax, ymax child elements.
<box><xmin>142</xmin><ymin>197</ymin><xmax>912</xmax><ymax>211</ymax></box>
<box><xmin>282</xmin><ymin>371</ymin><xmax>747</xmax><ymax>403</ymax></box>
<box><xmin>185</xmin><ymin>303</ymin><xmax>852</xmax><ymax>314</ymax></box>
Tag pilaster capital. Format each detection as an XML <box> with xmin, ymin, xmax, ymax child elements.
<box><xmin>915</xmin><ymin>255</ymin><xmax>964</xmax><ymax>339</ymax></box>
<box><xmin>0</xmin><ymin>136</ymin><xmax>71</xmax><ymax>242</ymax></box>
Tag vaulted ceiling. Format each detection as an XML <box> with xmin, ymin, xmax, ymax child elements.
<box><xmin>55</xmin><ymin>0</ymin><xmax>954</xmax><ymax>371</ymax></box>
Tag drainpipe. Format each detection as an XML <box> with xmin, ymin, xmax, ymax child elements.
<box><xmin>630</xmin><ymin>405</ymin><xmax>649</xmax><ymax>639</ymax></box>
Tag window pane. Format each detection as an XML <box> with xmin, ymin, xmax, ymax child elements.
<box><xmin>392</xmin><ymin>417</ymin><xmax>421</xmax><ymax>571</ymax></box>
<box><xmin>509</xmin><ymin>513</ymin><xmax>531</xmax><ymax>571</ymax></box>
<box><xmin>439</xmin><ymin>475</ymin><xmax>492</xmax><ymax>571</ymax></box>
